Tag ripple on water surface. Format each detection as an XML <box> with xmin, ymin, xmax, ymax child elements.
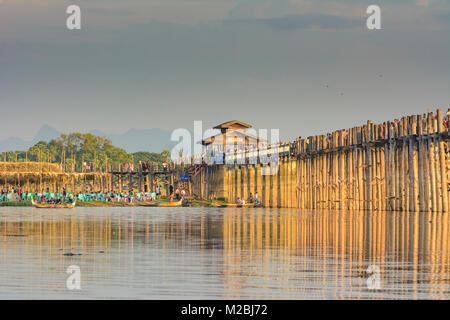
<box><xmin>0</xmin><ymin>207</ymin><xmax>448</xmax><ymax>299</ymax></box>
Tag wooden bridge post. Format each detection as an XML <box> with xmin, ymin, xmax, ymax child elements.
<box><xmin>427</xmin><ymin>113</ymin><xmax>437</xmax><ymax>212</ymax></box>
<box><xmin>417</xmin><ymin>116</ymin><xmax>424</xmax><ymax>212</ymax></box>
<box><xmin>262</xmin><ymin>164</ymin><xmax>268</xmax><ymax>207</ymax></box>
<box><xmin>138</xmin><ymin>169</ymin><xmax>143</xmax><ymax>193</ymax></box>
<box><xmin>119</xmin><ymin>164</ymin><xmax>123</xmax><ymax>193</ymax></box>
<box><xmin>410</xmin><ymin>116</ymin><xmax>419</xmax><ymax>212</ymax></box>
<box><xmin>200</xmin><ymin>167</ymin><xmax>204</xmax><ymax>199</ymax></box>
<box><xmin>423</xmin><ymin>114</ymin><xmax>431</xmax><ymax>211</ymax></box>
<box><xmin>398</xmin><ymin>119</ymin><xmax>404</xmax><ymax>211</ymax></box>
<box><xmin>437</xmin><ymin>109</ymin><xmax>449</xmax><ymax>212</ymax></box>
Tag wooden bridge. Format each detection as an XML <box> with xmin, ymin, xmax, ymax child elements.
<box><xmin>188</xmin><ymin>109</ymin><xmax>450</xmax><ymax>212</ymax></box>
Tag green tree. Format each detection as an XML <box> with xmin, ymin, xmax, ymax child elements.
<box><xmin>3</xmin><ymin>133</ymin><xmax>171</xmax><ymax>172</ymax></box>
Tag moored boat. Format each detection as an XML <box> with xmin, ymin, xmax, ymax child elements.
<box><xmin>136</xmin><ymin>198</ymin><xmax>183</xmax><ymax>207</ymax></box>
<box><xmin>31</xmin><ymin>198</ymin><xmax>76</xmax><ymax>209</ymax></box>
<box><xmin>211</xmin><ymin>201</ymin><xmax>261</xmax><ymax>208</ymax></box>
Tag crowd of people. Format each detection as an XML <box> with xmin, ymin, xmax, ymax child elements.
<box><xmin>0</xmin><ymin>184</ymin><xmax>190</xmax><ymax>204</ymax></box>
<box><xmin>122</xmin><ymin>161</ymin><xmax>170</xmax><ymax>173</ymax></box>
<box><xmin>1</xmin><ymin>187</ymin><xmax>23</xmax><ymax>202</ymax></box>
<box><xmin>0</xmin><ymin>187</ymin><xmax>160</xmax><ymax>203</ymax></box>
<box><xmin>82</xmin><ymin>161</ymin><xmax>95</xmax><ymax>172</ymax></box>
<box><xmin>236</xmin><ymin>192</ymin><xmax>261</xmax><ymax>205</ymax></box>
<box><xmin>75</xmin><ymin>191</ymin><xmax>157</xmax><ymax>203</ymax></box>
<box><xmin>123</xmin><ymin>163</ymin><xmax>135</xmax><ymax>172</ymax></box>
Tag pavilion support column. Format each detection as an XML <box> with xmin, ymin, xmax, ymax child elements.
<box><xmin>272</xmin><ymin>164</ymin><xmax>279</xmax><ymax>208</ymax></box>
<box><xmin>256</xmin><ymin>164</ymin><xmax>262</xmax><ymax>204</ymax></box>
<box><xmin>288</xmin><ymin>159</ymin><xmax>294</xmax><ymax>208</ymax></box>
<box><xmin>235</xmin><ymin>168</ymin><xmax>241</xmax><ymax>201</ymax></box>
<box><xmin>266</xmin><ymin>165</ymin><xmax>272</xmax><ymax>208</ymax></box>
<box><xmin>242</xmin><ymin>166</ymin><xmax>248</xmax><ymax>202</ymax></box>
<box><xmin>199</xmin><ymin>169</ymin><xmax>203</xmax><ymax>198</ymax></box>
<box><xmin>235</xmin><ymin>166</ymin><xmax>239</xmax><ymax>201</ymax></box>
<box><xmin>289</xmin><ymin>159</ymin><xmax>295</xmax><ymax>208</ymax></box>
<box><xmin>230</xmin><ymin>166</ymin><xmax>234</xmax><ymax>201</ymax></box>
<box><xmin>279</xmin><ymin>159</ymin><xmax>285</xmax><ymax>208</ymax></box>
<box><xmin>249</xmin><ymin>165</ymin><xmax>254</xmax><ymax>197</ymax></box>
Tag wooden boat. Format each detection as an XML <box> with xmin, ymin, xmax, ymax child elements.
<box><xmin>136</xmin><ymin>198</ymin><xmax>183</xmax><ymax>207</ymax></box>
<box><xmin>31</xmin><ymin>199</ymin><xmax>76</xmax><ymax>209</ymax></box>
<box><xmin>211</xmin><ymin>201</ymin><xmax>261</xmax><ymax>208</ymax></box>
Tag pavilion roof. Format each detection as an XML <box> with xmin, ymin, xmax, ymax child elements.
<box><xmin>213</xmin><ymin>120</ymin><xmax>252</xmax><ymax>130</ymax></box>
<box><xmin>201</xmin><ymin>129</ymin><xmax>266</xmax><ymax>146</ymax></box>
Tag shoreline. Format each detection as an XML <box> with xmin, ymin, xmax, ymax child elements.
<box><xmin>0</xmin><ymin>200</ymin><xmax>218</xmax><ymax>208</ymax></box>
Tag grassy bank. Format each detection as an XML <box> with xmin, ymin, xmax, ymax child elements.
<box><xmin>75</xmin><ymin>201</ymin><xmax>137</xmax><ymax>207</ymax></box>
<box><xmin>0</xmin><ymin>201</ymin><xmax>32</xmax><ymax>207</ymax></box>
<box><xmin>184</xmin><ymin>199</ymin><xmax>217</xmax><ymax>207</ymax></box>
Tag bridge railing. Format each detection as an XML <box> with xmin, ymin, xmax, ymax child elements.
<box><xmin>173</xmin><ymin>143</ymin><xmax>292</xmax><ymax>166</ymax></box>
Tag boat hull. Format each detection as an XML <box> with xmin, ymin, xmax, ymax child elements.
<box><xmin>31</xmin><ymin>199</ymin><xmax>76</xmax><ymax>209</ymax></box>
<box><xmin>212</xmin><ymin>202</ymin><xmax>261</xmax><ymax>208</ymax></box>
<box><xmin>136</xmin><ymin>199</ymin><xmax>183</xmax><ymax>207</ymax></box>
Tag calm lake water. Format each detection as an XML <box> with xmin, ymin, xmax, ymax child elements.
<box><xmin>0</xmin><ymin>207</ymin><xmax>448</xmax><ymax>299</ymax></box>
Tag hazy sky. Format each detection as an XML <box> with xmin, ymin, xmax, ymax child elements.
<box><xmin>1</xmin><ymin>0</ymin><xmax>449</xmax><ymax>141</ymax></box>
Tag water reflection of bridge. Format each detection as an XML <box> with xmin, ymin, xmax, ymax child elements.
<box><xmin>221</xmin><ymin>210</ymin><xmax>449</xmax><ymax>298</ymax></box>
<box><xmin>1</xmin><ymin>209</ymin><xmax>448</xmax><ymax>299</ymax></box>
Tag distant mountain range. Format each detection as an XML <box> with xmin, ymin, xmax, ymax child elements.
<box><xmin>0</xmin><ymin>125</ymin><xmax>60</xmax><ymax>153</ymax></box>
<box><xmin>90</xmin><ymin>128</ymin><xmax>176</xmax><ymax>153</ymax></box>
<box><xmin>0</xmin><ymin>125</ymin><xmax>177</xmax><ymax>153</ymax></box>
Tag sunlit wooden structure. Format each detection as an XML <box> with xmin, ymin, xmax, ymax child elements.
<box><xmin>202</xmin><ymin>120</ymin><xmax>265</xmax><ymax>153</ymax></box>
<box><xmin>190</xmin><ymin>109</ymin><xmax>450</xmax><ymax>212</ymax></box>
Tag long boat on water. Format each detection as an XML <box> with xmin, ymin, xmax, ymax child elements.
<box><xmin>136</xmin><ymin>198</ymin><xmax>183</xmax><ymax>207</ymax></box>
<box><xmin>31</xmin><ymin>199</ymin><xmax>77</xmax><ymax>209</ymax></box>
<box><xmin>211</xmin><ymin>201</ymin><xmax>261</xmax><ymax>208</ymax></box>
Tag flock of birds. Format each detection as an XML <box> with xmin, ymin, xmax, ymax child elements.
<box><xmin>323</xmin><ymin>74</ymin><xmax>383</xmax><ymax>96</ymax></box>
